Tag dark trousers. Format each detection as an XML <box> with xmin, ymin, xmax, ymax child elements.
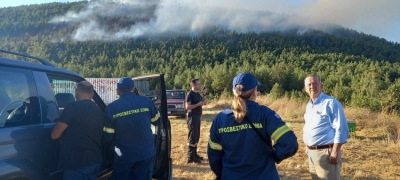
<box><xmin>187</xmin><ymin>113</ymin><xmax>201</xmax><ymax>158</ymax></box>
<box><xmin>63</xmin><ymin>163</ymin><xmax>100</xmax><ymax>180</ymax></box>
<box><xmin>113</xmin><ymin>157</ymin><xmax>154</xmax><ymax>180</ymax></box>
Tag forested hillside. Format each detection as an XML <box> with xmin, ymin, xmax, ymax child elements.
<box><xmin>1</xmin><ymin>1</ymin><xmax>400</xmax><ymax>112</ymax></box>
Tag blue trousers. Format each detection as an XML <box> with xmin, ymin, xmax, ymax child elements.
<box><xmin>113</xmin><ymin>157</ymin><xmax>154</xmax><ymax>180</ymax></box>
<box><xmin>63</xmin><ymin>163</ymin><xmax>100</xmax><ymax>180</ymax></box>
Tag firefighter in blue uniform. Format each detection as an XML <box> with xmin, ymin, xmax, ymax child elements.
<box><xmin>103</xmin><ymin>77</ymin><xmax>160</xmax><ymax>180</ymax></box>
<box><xmin>207</xmin><ymin>72</ymin><xmax>298</xmax><ymax>180</ymax></box>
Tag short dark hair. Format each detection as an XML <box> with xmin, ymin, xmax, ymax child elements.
<box><xmin>75</xmin><ymin>81</ymin><xmax>94</xmax><ymax>95</ymax></box>
<box><xmin>190</xmin><ymin>78</ymin><xmax>200</xmax><ymax>85</ymax></box>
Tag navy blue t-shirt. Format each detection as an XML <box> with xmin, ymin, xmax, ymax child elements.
<box><xmin>58</xmin><ymin>99</ymin><xmax>104</xmax><ymax>170</ymax></box>
<box><xmin>186</xmin><ymin>90</ymin><xmax>203</xmax><ymax>115</ymax></box>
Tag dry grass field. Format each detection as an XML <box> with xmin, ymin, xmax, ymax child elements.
<box><xmin>169</xmin><ymin>96</ymin><xmax>400</xmax><ymax>180</ymax></box>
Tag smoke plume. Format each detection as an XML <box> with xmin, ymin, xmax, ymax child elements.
<box><xmin>50</xmin><ymin>0</ymin><xmax>400</xmax><ymax>42</ymax></box>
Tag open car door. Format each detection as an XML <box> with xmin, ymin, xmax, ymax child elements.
<box><xmin>133</xmin><ymin>74</ymin><xmax>172</xmax><ymax>180</ymax></box>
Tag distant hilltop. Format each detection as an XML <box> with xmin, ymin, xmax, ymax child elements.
<box><xmin>1</xmin><ymin>1</ymin><xmax>400</xmax><ymax>113</ymax></box>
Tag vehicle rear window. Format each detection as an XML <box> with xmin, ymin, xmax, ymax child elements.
<box><xmin>166</xmin><ymin>91</ymin><xmax>185</xmax><ymax>99</ymax></box>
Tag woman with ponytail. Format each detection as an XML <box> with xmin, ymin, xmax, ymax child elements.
<box><xmin>207</xmin><ymin>72</ymin><xmax>298</xmax><ymax>180</ymax></box>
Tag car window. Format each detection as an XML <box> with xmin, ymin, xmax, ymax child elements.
<box><xmin>166</xmin><ymin>91</ymin><xmax>185</xmax><ymax>99</ymax></box>
<box><xmin>135</xmin><ymin>78</ymin><xmax>163</xmax><ymax>135</ymax></box>
<box><xmin>33</xmin><ymin>71</ymin><xmax>59</xmax><ymax>123</ymax></box>
<box><xmin>0</xmin><ymin>67</ymin><xmax>40</xmax><ymax>128</ymax></box>
<box><xmin>48</xmin><ymin>76</ymin><xmax>105</xmax><ymax>116</ymax></box>
<box><xmin>49</xmin><ymin>78</ymin><xmax>77</xmax><ymax>116</ymax></box>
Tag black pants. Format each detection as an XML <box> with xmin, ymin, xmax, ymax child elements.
<box><xmin>187</xmin><ymin>113</ymin><xmax>201</xmax><ymax>158</ymax></box>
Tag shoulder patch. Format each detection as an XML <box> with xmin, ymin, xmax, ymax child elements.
<box><xmin>274</xmin><ymin>113</ymin><xmax>281</xmax><ymax>119</ymax></box>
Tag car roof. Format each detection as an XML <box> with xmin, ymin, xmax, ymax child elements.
<box><xmin>0</xmin><ymin>57</ymin><xmax>82</xmax><ymax>77</ymax></box>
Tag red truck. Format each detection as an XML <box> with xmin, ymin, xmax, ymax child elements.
<box><xmin>155</xmin><ymin>89</ymin><xmax>186</xmax><ymax>118</ymax></box>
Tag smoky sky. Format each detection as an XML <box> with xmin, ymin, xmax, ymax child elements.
<box><xmin>50</xmin><ymin>0</ymin><xmax>400</xmax><ymax>42</ymax></box>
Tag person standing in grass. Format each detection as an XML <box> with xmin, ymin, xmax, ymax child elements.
<box><xmin>303</xmin><ymin>74</ymin><xmax>349</xmax><ymax>180</ymax></box>
<box><xmin>186</xmin><ymin>78</ymin><xmax>208</xmax><ymax>163</ymax></box>
<box><xmin>207</xmin><ymin>72</ymin><xmax>298</xmax><ymax>180</ymax></box>
<box><xmin>103</xmin><ymin>77</ymin><xmax>160</xmax><ymax>180</ymax></box>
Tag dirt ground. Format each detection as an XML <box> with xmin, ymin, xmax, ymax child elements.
<box><xmin>169</xmin><ymin>97</ymin><xmax>400</xmax><ymax>180</ymax></box>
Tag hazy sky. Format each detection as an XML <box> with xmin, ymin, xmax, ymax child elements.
<box><xmin>1</xmin><ymin>0</ymin><xmax>399</xmax><ymax>43</ymax></box>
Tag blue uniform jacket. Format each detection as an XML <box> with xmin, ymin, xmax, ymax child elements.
<box><xmin>103</xmin><ymin>92</ymin><xmax>160</xmax><ymax>163</ymax></box>
<box><xmin>207</xmin><ymin>100</ymin><xmax>298</xmax><ymax>180</ymax></box>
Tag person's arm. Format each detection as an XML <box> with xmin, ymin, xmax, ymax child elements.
<box><xmin>202</xmin><ymin>88</ymin><xmax>208</xmax><ymax>105</ymax></box>
<box><xmin>266</xmin><ymin>110</ymin><xmax>298</xmax><ymax>163</ymax></box>
<box><xmin>51</xmin><ymin>122</ymin><xmax>68</xmax><ymax>139</ymax></box>
<box><xmin>202</xmin><ymin>96</ymin><xmax>207</xmax><ymax>105</ymax></box>
<box><xmin>207</xmin><ymin>113</ymin><xmax>223</xmax><ymax>179</ymax></box>
<box><xmin>186</xmin><ymin>91</ymin><xmax>203</xmax><ymax>110</ymax></box>
<box><xmin>329</xmin><ymin>100</ymin><xmax>349</xmax><ymax>164</ymax></box>
<box><xmin>186</xmin><ymin>102</ymin><xmax>203</xmax><ymax>110</ymax></box>
<box><xmin>103</xmin><ymin>106</ymin><xmax>115</xmax><ymax>142</ymax></box>
<box><xmin>329</xmin><ymin>143</ymin><xmax>343</xmax><ymax>164</ymax></box>
<box><xmin>51</xmin><ymin>104</ymin><xmax>73</xmax><ymax>139</ymax></box>
<box><xmin>150</xmin><ymin>100</ymin><xmax>160</xmax><ymax>125</ymax></box>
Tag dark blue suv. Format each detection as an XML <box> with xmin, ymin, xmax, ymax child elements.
<box><xmin>0</xmin><ymin>50</ymin><xmax>172</xmax><ymax>180</ymax></box>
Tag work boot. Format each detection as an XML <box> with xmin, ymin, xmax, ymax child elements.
<box><xmin>194</xmin><ymin>147</ymin><xmax>204</xmax><ymax>160</ymax></box>
<box><xmin>195</xmin><ymin>154</ymin><xmax>204</xmax><ymax>161</ymax></box>
<box><xmin>187</xmin><ymin>157</ymin><xmax>202</xmax><ymax>164</ymax></box>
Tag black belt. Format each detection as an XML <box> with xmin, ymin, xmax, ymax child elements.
<box><xmin>307</xmin><ymin>144</ymin><xmax>333</xmax><ymax>150</ymax></box>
